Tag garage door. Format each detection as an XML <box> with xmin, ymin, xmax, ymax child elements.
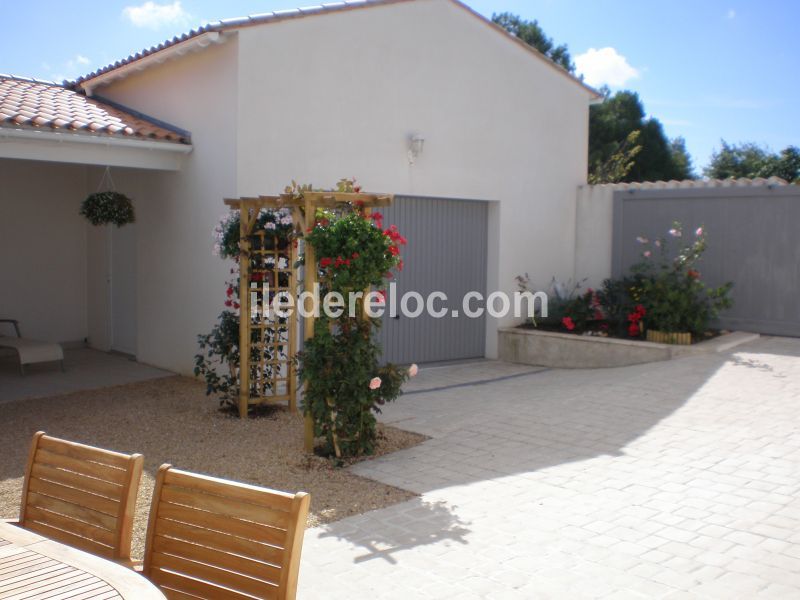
<box><xmin>378</xmin><ymin>196</ymin><xmax>488</xmax><ymax>364</ymax></box>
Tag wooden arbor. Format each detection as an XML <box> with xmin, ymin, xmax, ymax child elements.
<box><xmin>224</xmin><ymin>191</ymin><xmax>393</xmax><ymax>450</ymax></box>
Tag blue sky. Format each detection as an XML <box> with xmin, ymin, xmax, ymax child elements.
<box><xmin>1</xmin><ymin>0</ymin><xmax>797</xmax><ymax>171</ymax></box>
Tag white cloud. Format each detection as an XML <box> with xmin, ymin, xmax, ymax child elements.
<box><xmin>75</xmin><ymin>55</ymin><xmax>90</xmax><ymax>65</ymax></box>
<box><xmin>575</xmin><ymin>47</ymin><xmax>639</xmax><ymax>88</ymax></box>
<box><xmin>727</xmin><ymin>9</ymin><xmax>736</xmax><ymax>19</ymax></box>
<box><xmin>122</xmin><ymin>1</ymin><xmax>189</xmax><ymax>29</ymax></box>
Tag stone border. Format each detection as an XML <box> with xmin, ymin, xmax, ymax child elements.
<box><xmin>498</xmin><ymin>328</ymin><xmax>759</xmax><ymax>369</ymax></box>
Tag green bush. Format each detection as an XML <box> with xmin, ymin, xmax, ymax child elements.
<box><xmin>632</xmin><ymin>223</ymin><xmax>733</xmax><ymax>337</ymax></box>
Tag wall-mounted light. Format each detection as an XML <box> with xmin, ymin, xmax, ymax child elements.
<box><xmin>407</xmin><ymin>134</ymin><xmax>425</xmax><ymax>164</ymax></box>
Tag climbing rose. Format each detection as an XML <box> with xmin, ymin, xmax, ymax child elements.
<box><xmin>319</xmin><ymin>257</ymin><xmax>332</xmax><ymax>268</ymax></box>
<box><xmin>643</xmin><ymin>250</ymin><xmax>652</xmax><ymax>258</ymax></box>
<box><xmin>669</xmin><ymin>228</ymin><xmax>681</xmax><ymax>237</ymax></box>
<box><xmin>695</xmin><ymin>227</ymin><xmax>703</xmax><ymax>236</ymax></box>
<box><xmin>628</xmin><ymin>323</ymin><xmax>640</xmax><ymax>337</ymax></box>
<box><xmin>562</xmin><ymin>316</ymin><xmax>576</xmax><ymax>331</ymax></box>
<box><xmin>369</xmin><ymin>377</ymin><xmax>382</xmax><ymax>390</ymax></box>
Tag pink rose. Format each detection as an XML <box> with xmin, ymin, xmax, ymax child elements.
<box><xmin>695</xmin><ymin>227</ymin><xmax>703</xmax><ymax>236</ymax></box>
<box><xmin>408</xmin><ymin>364</ymin><xmax>419</xmax><ymax>377</ymax></box>
<box><xmin>369</xmin><ymin>377</ymin><xmax>382</xmax><ymax>390</ymax></box>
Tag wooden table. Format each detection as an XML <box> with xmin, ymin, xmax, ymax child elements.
<box><xmin>0</xmin><ymin>522</ymin><xmax>164</xmax><ymax>599</ymax></box>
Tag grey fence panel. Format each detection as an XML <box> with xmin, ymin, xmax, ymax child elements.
<box><xmin>378</xmin><ymin>196</ymin><xmax>488</xmax><ymax>364</ymax></box>
<box><xmin>612</xmin><ymin>186</ymin><xmax>800</xmax><ymax>336</ymax></box>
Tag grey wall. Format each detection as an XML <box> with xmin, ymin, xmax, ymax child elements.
<box><xmin>378</xmin><ymin>196</ymin><xmax>488</xmax><ymax>364</ymax></box>
<box><xmin>612</xmin><ymin>185</ymin><xmax>800</xmax><ymax>336</ymax></box>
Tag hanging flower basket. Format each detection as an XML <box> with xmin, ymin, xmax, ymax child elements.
<box><xmin>80</xmin><ymin>191</ymin><xmax>135</xmax><ymax>227</ymax></box>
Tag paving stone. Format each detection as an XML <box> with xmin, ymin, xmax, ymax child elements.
<box><xmin>298</xmin><ymin>339</ymin><xmax>800</xmax><ymax>598</ymax></box>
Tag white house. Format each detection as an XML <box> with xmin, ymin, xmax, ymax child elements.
<box><xmin>0</xmin><ymin>0</ymin><xmax>599</xmax><ymax>374</ymax></box>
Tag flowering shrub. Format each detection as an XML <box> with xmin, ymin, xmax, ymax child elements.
<box><xmin>196</xmin><ymin>207</ymin><xmax>295</xmax><ymax>413</ymax></box>
<box><xmin>516</xmin><ymin>223</ymin><xmax>733</xmax><ymax>342</ymax></box>
<box><xmin>212</xmin><ymin>208</ymin><xmax>294</xmax><ymax>259</ymax></box>
<box><xmin>299</xmin><ymin>202</ymin><xmax>414</xmax><ymax>458</ymax></box>
<box><xmin>632</xmin><ymin>222</ymin><xmax>733</xmax><ymax>336</ymax></box>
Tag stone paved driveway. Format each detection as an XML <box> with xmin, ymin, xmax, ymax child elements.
<box><xmin>299</xmin><ymin>337</ymin><xmax>800</xmax><ymax>599</ymax></box>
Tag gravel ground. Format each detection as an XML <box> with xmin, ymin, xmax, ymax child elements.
<box><xmin>0</xmin><ymin>376</ymin><xmax>425</xmax><ymax>559</ymax></box>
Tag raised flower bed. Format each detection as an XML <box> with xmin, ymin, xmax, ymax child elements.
<box><xmin>499</xmin><ymin>327</ymin><xmax>757</xmax><ymax>368</ymax></box>
<box><xmin>507</xmin><ymin>222</ymin><xmax>740</xmax><ymax>367</ymax></box>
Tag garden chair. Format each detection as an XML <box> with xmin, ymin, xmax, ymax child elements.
<box><xmin>0</xmin><ymin>318</ymin><xmax>64</xmax><ymax>374</ymax></box>
<box><xmin>11</xmin><ymin>431</ymin><xmax>144</xmax><ymax>562</ymax></box>
<box><xmin>141</xmin><ymin>464</ymin><xmax>310</xmax><ymax>600</ymax></box>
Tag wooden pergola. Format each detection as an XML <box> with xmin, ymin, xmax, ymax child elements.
<box><xmin>224</xmin><ymin>191</ymin><xmax>393</xmax><ymax>451</ymax></box>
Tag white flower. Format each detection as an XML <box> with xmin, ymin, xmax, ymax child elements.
<box><xmin>655</xmin><ymin>240</ymin><xmax>662</xmax><ymax>247</ymax></box>
<box><xmin>669</xmin><ymin>228</ymin><xmax>681</xmax><ymax>237</ymax></box>
<box><xmin>265</xmin><ymin>221</ymin><xmax>277</xmax><ymax>230</ymax></box>
<box><xmin>408</xmin><ymin>363</ymin><xmax>419</xmax><ymax>377</ymax></box>
<box><xmin>636</xmin><ymin>236</ymin><xmax>649</xmax><ymax>244</ymax></box>
<box><xmin>643</xmin><ymin>250</ymin><xmax>652</xmax><ymax>258</ymax></box>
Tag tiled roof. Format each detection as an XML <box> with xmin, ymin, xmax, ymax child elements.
<box><xmin>585</xmin><ymin>177</ymin><xmax>789</xmax><ymax>190</ymax></box>
<box><xmin>0</xmin><ymin>74</ymin><xmax>190</xmax><ymax>144</ymax></box>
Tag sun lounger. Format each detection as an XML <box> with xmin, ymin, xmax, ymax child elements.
<box><xmin>0</xmin><ymin>319</ymin><xmax>64</xmax><ymax>375</ymax></box>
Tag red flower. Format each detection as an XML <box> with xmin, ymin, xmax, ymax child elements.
<box><xmin>397</xmin><ymin>259</ymin><xmax>404</xmax><ymax>271</ymax></box>
<box><xmin>635</xmin><ymin>304</ymin><xmax>646</xmax><ymax>316</ymax></box>
<box><xmin>688</xmin><ymin>269</ymin><xmax>700</xmax><ymax>280</ymax></box>
<box><xmin>354</xmin><ymin>185</ymin><xmax>362</xmax><ymax>193</ymax></box>
<box><xmin>226</xmin><ymin>286</ymin><xmax>233</xmax><ymax>297</ymax></box>
<box><xmin>594</xmin><ymin>310</ymin><xmax>604</xmax><ymax>320</ymax></box>
<box><xmin>334</xmin><ymin>256</ymin><xmax>345</xmax><ymax>268</ymax></box>
<box><xmin>562</xmin><ymin>316</ymin><xmax>576</xmax><ymax>331</ymax></box>
<box><xmin>232</xmin><ymin>302</ymin><xmax>240</xmax><ymax>310</ymax></box>
<box><xmin>388</xmin><ymin>245</ymin><xmax>400</xmax><ymax>256</ymax></box>
<box><xmin>345</xmin><ymin>259</ymin><xmax>351</xmax><ymax>266</ymax></box>
<box><xmin>352</xmin><ymin>252</ymin><xmax>360</xmax><ymax>259</ymax></box>
<box><xmin>224</xmin><ymin>300</ymin><xmax>232</xmax><ymax>307</ymax></box>
<box><xmin>251</xmin><ymin>272</ymin><xmax>263</xmax><ymax>282</ymax></box>
<box><xmin>628</xmin><ymin>312</ymin><xmax>640</xmax><ymax>323</ymax></box>
<box><xmin>376</xmin><ymin>290</ymin><xmax>387</xmax><ymax>304</ymax></box>
<box><xmin>628</xmin><ymin>323</ymin><xmax>641</xmax><ymax>337</ymax></box>
<box><xmin>319</xmin><ymin>257</ymin><xmax>332</xmax><ymax>268</ymax></box>
<box><xmin>384</xmin><ymin>271</ymin><xmax>394</xmax><ymax>279</ymax></box>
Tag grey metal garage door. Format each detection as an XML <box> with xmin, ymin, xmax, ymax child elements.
<box><xmin>378</xmin><ymin>196</ymin><xmax>488</xmax><ymax>364</ymax></box>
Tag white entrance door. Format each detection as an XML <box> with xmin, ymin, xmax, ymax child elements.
<box><xmin>110</xmin><ymin>224</ymin><xmax>137</xmax><ymax>356</ymax></box>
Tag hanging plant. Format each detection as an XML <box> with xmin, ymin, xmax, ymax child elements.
<box><xmin>80</xmin><ymin>191</ymin><xmax>135</xmax><ymax>227</ymax></box>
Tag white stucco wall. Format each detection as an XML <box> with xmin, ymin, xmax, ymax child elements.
<box><xmin>93</xmin><ymin>38</ymin><xmax>238</xmax><ymax>372</ymax></box>
<box><xmin>574</xmin><ymin>184</ymin><xmax>616</xmax><ymax>289</ymax></box>
<box><xmin>0</xmin><ymin>159</ymin><xmax>88</xmax><ymax>344</ymax></box>
<box><xmin>235</xmin><ymin>0</ymin><xmax>592</xmax><ymax>358</ymax></box>
<box><xmin>82</xmin><ymin>0</ymin><xmax>591</xmax><ymax>372</ymax></box>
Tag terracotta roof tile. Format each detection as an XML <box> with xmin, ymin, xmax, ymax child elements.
<box><xmin>0</xmin><ymin>74</ymin><xmax>190</xmax><ymax>144</ymax></box>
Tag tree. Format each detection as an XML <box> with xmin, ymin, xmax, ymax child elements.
<box><xmin>491</xmin><ymin>12</ymin><xmax>574</xmax><ymax>72</ymax></box>
<box><xmin>669</xmin><ymin>137</ymin><xmax>695</xmax><ymax>180</ymax></box>
<box><xmin>588</xmin><ymin>131</ymin><xmax>642</xmax><ymax>184</ymax></box>
<box><xmin>704</xmin><ymin>141</ymin><xmax>800</xmax><ymax>182</ymax></box>
<box><xmin>589</xmin><ymin>90</ymin><xmax>694</xmax><ymax>183</ymax></box>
